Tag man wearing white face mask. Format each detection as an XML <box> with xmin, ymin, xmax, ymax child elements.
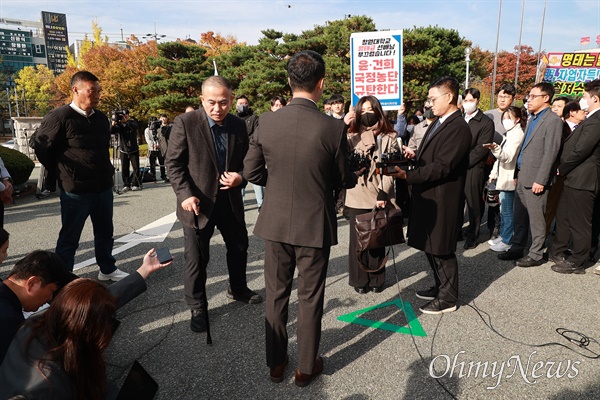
<box><xmin>550</xmin><ymin>79</ymin><xmax>600</xmax><ymax>274</ymax></box>
<box><xmin>461</xmin><ymin>88</ymin><xmax>495</xmax><ymax>249</ymax></box>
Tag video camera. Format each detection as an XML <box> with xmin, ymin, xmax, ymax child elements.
<box><xmin>347</xmin><ymin>150</ymin><xmax>371</xmax><ymax>172</ymax></box>
<box><xmin>111</xmin><ymin>109</ymin><xmax>127</xmax><ymax>123</ymax></box>
<box><xmin>148</xmin><ymin>117</ymin><xmax>162</xmax><ymax>131</ymax></box>
<box><xmin>375</xmin><ymin>149</ymin><xmax>414</xmax><ymax>174</ymax></box>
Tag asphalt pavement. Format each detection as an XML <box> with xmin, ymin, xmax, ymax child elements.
<box><xmin>2</xmin><ymin>165</ymin><xmax>599</xmax><ymax>399</ymax></box>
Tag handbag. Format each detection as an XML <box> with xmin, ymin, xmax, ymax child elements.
<box><xmin>355</xmin><ymin>206</ymin><xmax>405</xmax><ymax>251</ymax></box>
<box><xmin>355</xmin><ymin>206</ymin><xmax>405</xmax><ymax>271</ymax></box>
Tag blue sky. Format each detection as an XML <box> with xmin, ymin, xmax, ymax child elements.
<box><xmin>2</xmin><ymin>0</ymin><xmax>599</xmax><ymax>53</ymax></box>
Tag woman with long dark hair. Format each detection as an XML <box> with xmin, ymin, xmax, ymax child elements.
<box><xmin>0</xmin><ymin>278</ymin><xmax>116</xmax><ymax>400</ymax></box>
<box><xmin>344</xmin><ymin>96</ymin><xmax>400</xmax><ymax>294</ymax></box>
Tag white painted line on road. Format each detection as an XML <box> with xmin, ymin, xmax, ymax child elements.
<box><xmin>73</xmin><ymin>212</ymin><xmax>178</xmax><ymax>271</ymax></box>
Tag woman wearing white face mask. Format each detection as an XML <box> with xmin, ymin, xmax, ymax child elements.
<box><xmin>486</xmin><ymin>106</ymin><xmax>526</xmax><ymax>252</ymax></box>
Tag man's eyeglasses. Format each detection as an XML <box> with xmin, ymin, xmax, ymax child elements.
<box><xmin>426</xmin><ymin>92</ymin><xmax>450</xmax><ymax>104</ymax></box>
<box><xmin>528</xmin><ymin>93</ymin><xmax>547</xmax><ymax>100</ymax></box>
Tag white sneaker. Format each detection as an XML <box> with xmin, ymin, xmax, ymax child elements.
<box><xmin>490</xmin><ymin>241</ymin><xmax>512</xmax><ymax>252</ymax></box>
<box><xmin>131</xmin><ymin>186</ymin><xmax>142</xmax><ymax>191</ymax></box>
<box><xmin>488</xmin><ymin>236</ymin><xmax>502</xmax><ymax>246</ymax></box>
<box><xmin>98</xmin><ymin>268</ymin><xmax>129</xmax><ymax>282</ymax></box>
<box><xmin>122</xmin><ymin>187</ymin><xmax>131</xmax><ymax>192</ymax></box>
<box><xmin>594</xmin><ymin>264</ymin><xmax>600</xmax><ymax>275</ymax></box>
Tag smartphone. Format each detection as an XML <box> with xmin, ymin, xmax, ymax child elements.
<box><xmin>155</xmin><ymin>247</ymin><xmax>173</xmax><ymax>264</ymax></box>
<box><xmin>482</xmin><ymin>143</ymin><xmax>496</xmax><ymax>149</ymax></box>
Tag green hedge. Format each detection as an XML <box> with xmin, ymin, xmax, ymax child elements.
<box><xmin>0</xmin><ymin>147</ymin><xmax>35</xmax><ymax>186</ymax></box>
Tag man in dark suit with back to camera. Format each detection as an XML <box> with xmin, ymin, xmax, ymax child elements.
<box><xmin>551</xmin><ymin>79</ymin><xmax>600</xmax><ymax>274</ymax></box>
<box><xmin>166</xmin><ymin>76</ymin><xmax>262</xmax><ymax>335</ymax></box>
<box><xmin>244</xmin><ymin>50</ymin><xmax>357</xmax><ymax>387</ymax></box>
<box><xmin>389</xmin><ymin>76</ymin><xmax>471</xmax><ymax>314</ymax></box>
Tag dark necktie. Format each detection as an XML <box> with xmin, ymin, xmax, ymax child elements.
<box><xmin>573</xmin><ymin>124</ymin><xmax>578</xmax><ymax>131</ymax></box>
<box><xmin>421</xmin><ymin>119</ymin><xmax>441</xmax><ymax>148</ymax></box>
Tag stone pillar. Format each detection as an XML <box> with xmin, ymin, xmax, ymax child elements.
<box><xmin>11</xmin><ymin>117</ymin><xmax>43</xmax><ymax>160</ymax></box>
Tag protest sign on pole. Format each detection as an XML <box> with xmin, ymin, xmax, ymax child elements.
<box><xmin>350</xmin><ymin>30</ymin><xmax>403</xmax><ymax>110</ymax></box>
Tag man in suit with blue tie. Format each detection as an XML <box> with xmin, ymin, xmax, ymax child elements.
<box><xmin>498</xmin><ymin>82</ymin><xmax>563</xmax><ymax>266</ymax></box>
<box><xmin>551</xmin><ymin>79</ymin><xmax>600</xmax><ymax>274</ymax></box>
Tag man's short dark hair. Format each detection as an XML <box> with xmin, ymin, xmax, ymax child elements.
<box><xmin>563</xmin><ymin>100</ymin><xmax>581</xmax><ymax>119</ymax></box>
<box><xmin>8</xmin><ymin>250</ymin><xmax>73</xmax><ymax>288</ymax></box>
<box><xmin>236</xmin><ymin>94</ymin><xmax>249</xmax><ymax>102</ymax></box>
<box><xmin>532</xmin><ymin>82</ymin><xmax>555</xmax><ymax>103</ymax></box>
<box><xmin>70</xmin><ymin>71</ymin><xmax>99</xmax><ymax>87</ymax></box>
<box><xmin>202</xmin><ymin>76</ymin><xmax>233</xmax><ymax>93</ymax></box>
<box><xmin>323</xmin><ymin>98</ymin><xmax>331</xmax><ymax>105</ymax></box>
<box><xmin>552</xmin><ymin>96</ymin><xmax>569</xmax><ymax>105</ymax></box>
<box><xmin>287</xmin><ymin>50</ymin><xmax>325</xmax><ymax>93</ymax></box>
<box><xmin>584</xmin><ymin>79</ymin><xmax>600</xmax><ymax>100</ymax></box>
<box><xmin>329</xmin><ymin>94</ymin><xmax>344</xmax><ymax>104</ymax></box>
<box><xmin>429</xmin><ymin>76</ymin><xmax>460</xmax><ymax>105</ymax></box>
<box><xmin>497</xmin><ymin>83</ymin><xmax>516</xmax><ymax>97</ymax></box>
<box><xmin>463</xmin><ymin>88</ymin><xmax>481</xmax><ymax>100</ymax></box>
<box><xmin>159</xmin><ymin>113</ymin><xmax>168</xmax><ymax>118</ymax></box>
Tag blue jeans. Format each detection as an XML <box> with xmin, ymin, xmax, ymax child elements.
<box><xmin>56</xmin><ymin>188</ymin><xmax>116</xmax><ymax>273</ymax></box>
<box><xmin>499</xmin><ymin>190</ymin><xmax>515</xmax><ymax>245</ymax></box>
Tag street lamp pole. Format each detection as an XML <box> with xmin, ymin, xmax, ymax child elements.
<box><xmin>143</xmin><ymin>22</ymin><xmax>166</xmax><ymax>42</ymax></box>
<box><xmin>464</xmin><ymin>47</ymin><xmax>472</xmax><ymax>89</ymax></box>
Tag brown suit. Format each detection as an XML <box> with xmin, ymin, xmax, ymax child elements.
<box><xmin>244</xmin><ymin>97</ymin><xmax>356</xmax><ymax>374</ymax></box>
<box><xmin>166</xmin><ymin>108</ymin><xmax>249</xmax><ymax>311</ymax></box>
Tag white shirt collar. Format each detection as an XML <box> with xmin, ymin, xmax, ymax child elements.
<box><xmin>69</xmin><ymin>101</ymin><xmax>95</xmax><ymax>117</ymax></box>
<box><xmin>439</xmin><ymin>109</ymin><xmax>460</xmax><ymax>125</ymax></box>
<box><xmin>587</xmin><ymin>107</ymin><xmax>600</xmax><ymax>118</ymax></box>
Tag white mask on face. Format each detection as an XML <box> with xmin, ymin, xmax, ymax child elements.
<box><xmin>417</xmin><ymin>115</ymin><xmax>424</xmax><ymax>121</ymax></box>
<box><xmin>580</xmin><ymin>98</ymin><xmax>590</xmax><ymax>111</ymax></box>
<box><xmin>463</xmin><ymin>101</ymin><xmax>477</xmax><ymax>114</ymax></box>
<box><xmin>502</xmin><ymin>119</ymin><xmax>516</xmax><ymax>131</ymax></box>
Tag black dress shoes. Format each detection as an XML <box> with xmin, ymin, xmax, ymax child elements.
<box><xmin>515</xmin><ymin>256</ymin><xmax>544</xmax><ymax>267</ymax></box>
<box><xmin>419</xmin><ymin>298</ymin><xmax>457</xmax><ymax>315</ymax></box>
<box><xmin>294</xmin><ymin>356</ymin><xmax>324</xmax><ymax>387</ymax></box>
<box><xmin>463</xmin><ymin>238</ymin><xmax>478</xmax><ymax>250</ymax></box>
<box><xmin>547</xmin><ymin>253</ymin><xmax>564</xmax><ymax>263</ymax></box>
<box><xmin>226</xmin><ymin>286</ymin><xmax>263</xmax><ymax>304</ymax></box>
<box><xmin>270</xmin><ymin>354</ymin><xmax>289</xmax><ymax>383</ymax></box>
<box><xmin>415</xmin><ymin>286</ymin><xmax>438</xmax><ymax>301</ymax></box>
<box><xmin>497</xmin><ymin>249</ymin><xmax>523</xmax><ymax>260</ymax></box>
<box><xmin>370</xmin><ymin>286</ymin><xmax>384</xmax><ymax>293</ymax></box>
<box><xmin>354</xmin><ymin>287</ymin><xmax>368</xmax><ymax>294</ymax></box>
<box><xmin>551</xmin><ymin>260</ymin><xmax>585</xmax><ymax>274</ymax></box>
<box><xmin>190</xmin><ymin>309</ymin><xmax>208</xmax><ymax>333</ymax></box>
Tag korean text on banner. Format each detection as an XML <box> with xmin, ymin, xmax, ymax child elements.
<box><xmin>350</xmin><ymin>30</ymin><xmax>403</xmax><ymax>110</ymax></box>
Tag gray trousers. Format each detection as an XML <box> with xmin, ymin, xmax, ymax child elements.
<box><xmin>513</xmin><ymin>181</ymin><xmax>549</xmax><ymax>260</ymax></box>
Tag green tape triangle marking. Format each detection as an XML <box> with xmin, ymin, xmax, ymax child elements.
<box><xmin>337</xmin><ymin>298</ymin><xmax>426</xmax><ymax>336</ymax></box>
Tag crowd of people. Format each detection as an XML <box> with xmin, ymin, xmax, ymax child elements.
<box><xmin>0</xmin><ymin>47</ymin><xmax>599</xmax><ymax>398</ymax></box>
